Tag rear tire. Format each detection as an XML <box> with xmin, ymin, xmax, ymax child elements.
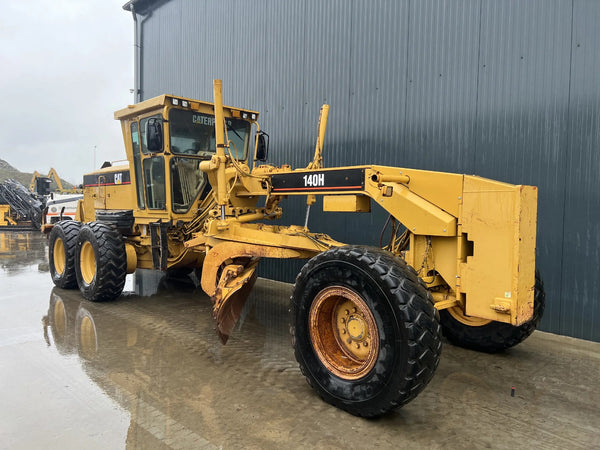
<box><xmin>48</xmin><ymin>221</ymin><xmax>81</xmax><ymax>289</ymax></box>
<box><xmin>439</xmin><ymin>272</ymin><xmax>545</xmax><ymax>353</ymax></box>
<box><xmin>290</xmin><ymin>245</ymin><xmax>442</xmax><ymax>418</ymax></box>
<box><xmin>75</xmin><ymin>222</ymin><xmax>127</xmax><ymax>302</ymax></box>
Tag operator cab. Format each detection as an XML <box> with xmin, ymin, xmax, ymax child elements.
<box><xmin>115</xmin><ymin>95</ymin><xmax>258</xmax><ymax>217</ymax></box>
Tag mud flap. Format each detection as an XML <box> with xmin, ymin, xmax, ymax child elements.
<box><xmin>212</xmin><ymin>259</ymin><xmax>259</xmax><ymax>343</ymax></box>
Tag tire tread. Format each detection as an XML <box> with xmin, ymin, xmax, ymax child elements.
<box><xmin>290</xmin><ymin>245</ymin><xmax>442</xmax><ymax>417</ymax></box>
<box><xmin>76</xmin><ymin>222</ymin><xmax>127</xmax><ymax>302</ymax></box>
<box><xmin>49</xmin><ymin>221</ymin><xmax>82</xmax><ymax>289</ymax></box>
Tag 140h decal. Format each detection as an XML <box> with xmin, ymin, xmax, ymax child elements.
<box><xmin>271</xmin><ymin>169</ymin><xmax>365</xmax><ymax>193</ymax></box>
<box><xmin>302</xmin><ymin>173</ymin><xmax>325</xmax><ymax>187</ymax></box>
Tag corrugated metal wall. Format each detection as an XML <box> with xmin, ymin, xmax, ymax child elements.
<box><xmin>136</xmin><ymin>0</ymin><xmax>600</xmax><ymax>342</ymax></box>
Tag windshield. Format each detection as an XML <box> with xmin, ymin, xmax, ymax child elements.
<box><xmin>169</xmin><ymin>109</ymin><xmax>251</xmax><ymax>159</ymax></box>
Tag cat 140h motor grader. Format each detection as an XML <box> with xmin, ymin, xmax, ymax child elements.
<box><xmin>47</xmin><ymin>80</ymin><xmax>544</xmax><ymax>418</ymax></box>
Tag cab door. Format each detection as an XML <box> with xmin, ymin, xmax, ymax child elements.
<box><xmin>132</xmin><ymin>115</ymin><xmax>170</xmax><ymax>270</ymax></box>
<box><xmin>136</xmin><ymin>114</ymin><xmax>168</xmax><ymax>213</ymax></box>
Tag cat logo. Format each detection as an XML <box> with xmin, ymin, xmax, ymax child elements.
<box><xmin>193</xmin><ymin>114</ymin><xmax>216</xmax><ymax>126</ymax></box>
<box><xmin>114</xmin><ymin>173</ymin><xmax>122</xmax><ymax>185</ymax></box>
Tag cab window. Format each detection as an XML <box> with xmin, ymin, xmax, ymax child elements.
<box><xmin>170</xmin><ymin>157</ymin><xmax>207</xmax><ymax>213</ymax></box>
<box><xmin>140</xmin><ymin>114</ymin><xmax>163</xmax><ymax>154</ymax></box>
<box><xmin>168</xmin><ymin>109</ymin><xmax>251</xmax><ymax>159</ymax></box>
<box><xmin>130</xmin><ymin>122</ymin><xmax>145</xmax><ymax>209</ymax></box>
<box><xmin>142</xmin><ymin>157</ymin><xmax>166</xmax><ymax>209</ymax></box>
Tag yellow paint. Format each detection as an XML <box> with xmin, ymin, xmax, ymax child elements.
<box><xmin>240</xmin><ymin>165</ymin><xmax>459</xmax><ymax>236</ymax></box>
<box><xmin>53</xmin><ymin>238</ymin><xmax>66</xmax><ymax>275</ymax></box>
<box><xmin>212</xmin><ymin>79</ymin><xmax>229</xmax><ymax>211</ymax></box>
<box><xmin>125</xmin><ymin>243</ymin><xmax>137</xmax><ymax>274</ymax></box>
<box><xmin>80</xmin><ymin>241</ymin><xmax>96</xmax><ymax>285</ymax></box>
<box><xmin>307</xmin><ymin>104</ymin><xmax>329</xmax><ymax>170</ymax></box>
<box><xmin>323</xmin><ymin>195</ymin><xmax>371</xmax><ymax>212</ymax></box>
<box><xmin>458</xmin><ymin>177</ymin><xmax>537</xmax><ymax>325</ymax></box>
<box><xmin>448</xmin><ymin>306</ymin><xmax>492</xmax><ymax>326</ymax></box>
<box><xmin>0</xmin><ymin>205</ymin><xmax>17</xmax><ymax>226</ymax></box>
<box><xmin>430</xmin><ymin>293</ymin><xmax>459</xmax><ymax>310</ymax></box>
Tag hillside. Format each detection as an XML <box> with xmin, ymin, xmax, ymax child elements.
<box><xmin>0</xmin><ymin>159</ymin><xmax>74</xmax><ymax>191</ymax></box>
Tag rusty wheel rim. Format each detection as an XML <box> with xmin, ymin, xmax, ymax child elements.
<box><xmin>309</xmin><ymin>286</ymin><xmax>379</xmax><ymax>380</ymax></box>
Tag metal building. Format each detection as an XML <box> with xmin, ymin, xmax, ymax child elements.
<box><xmin>123</xmin><ymin>0</ymin><xmax>600</xmax><ymax>342</ymax></box>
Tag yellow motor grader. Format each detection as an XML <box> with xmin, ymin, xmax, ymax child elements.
<box><xmin>47</xmin><ymin>80</ymin><xmax>544</xmax><ymax>417</ymax></box>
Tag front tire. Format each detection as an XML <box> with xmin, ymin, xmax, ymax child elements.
<box><xmin>290</xmin><ymin>246</ymin><xmax>442</xmax><ymax>418</ymax></box>
<box><xmin>439</xmin><ymin>272</ymin><xmax>545</xmax><ymax>353</ymax></box>
<box><xmin>49</xmin><ymin>221</ymin><xmax>82</xmax><ymax>289</ymax></box>
<box><xmin>75</xmin><ymin>222</ymin><xmax>127</xmax><ymax>302</ymax></box>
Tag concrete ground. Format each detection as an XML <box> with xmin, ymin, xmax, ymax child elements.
<box><xmin>0</xmin><ymin>231</ymin><xmax>599</xmax><ymax>449</ymax></box>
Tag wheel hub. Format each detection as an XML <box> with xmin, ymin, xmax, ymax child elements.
<box><xmin>346</xmin><ymin>316</ymin><xmax>365</xmax><ymax>340</ymax></box>
<box><xmin>309</xmin><ymin>286</ymin><xmax>379</xmax><ymax>380</ymax></box>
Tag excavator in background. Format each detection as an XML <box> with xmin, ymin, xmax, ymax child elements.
<box><xmin>29</xmin><ymin>168</ymin><xmax>83</xmax><ymax>226</ymax></box>
<box><xmin>46</xmin><ymin>80</ymin><xmax>544</xmax><ymax>417</ymax></box>
<box><xmin>29</xmin><ymin>167</ymin><xmax>81</xmax><ymax>195</ymax></box>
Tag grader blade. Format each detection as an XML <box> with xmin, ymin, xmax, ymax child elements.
<box><xmin>192</xmin><ymin>238</ymin><xmax>325</xmax><ymax>343</ymax></box>
<box><xmin>212</xmin><ymin>259</ymin><xmax>259</xmax><ymax>344</ymax></box>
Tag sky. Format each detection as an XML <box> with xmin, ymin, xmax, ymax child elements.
<box><xmin>0</xmin><ymin>0</ymin><xmax>134</xmax><ymax>184</ymax></box>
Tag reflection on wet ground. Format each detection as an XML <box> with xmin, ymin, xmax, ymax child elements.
<box><xmin>1</xmin><ymin>231</ymin><xmax>600</xmax><ymax>449</ymax></box>
<box><xmin>0</xmin><ymin>231</ymin><xmax>48</xmax><ymax>273</ymax></box>
<box><xmin>43</xmin><ymin>275</ymin><xmax>305</xmax><ymax>449</ymax></box>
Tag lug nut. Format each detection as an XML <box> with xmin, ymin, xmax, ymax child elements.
<box><xmin>363</xmin><ymin>342</ymin><xmax>368</xmax><ymax>347</ymax></box>
<box><xmin>340</xmin><ymin>318</ymin><xmax>346</xmax><ymax>324</ymax></box>
<box><xmin>347</xmin><ymin>338</ymin><xmax>352</xmax><ymax>344</ymax></box>
<box><xmin>352</xmin><ymin>307</ymin><xmax>357</xmax><ymax>313</ymax></box>
<box><xmin>341</xmin><ymin>329</ymin><xmax>346</xmax><ymax>334</ymax></box>
<box><xmin>355</xmin><ymin>344</ymin><xmax>360</xmax><ymax>349</ymax></box>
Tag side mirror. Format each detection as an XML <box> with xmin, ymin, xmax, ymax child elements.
<box><xmin>146</xmin><ymin>118</ymin><xmax>163</xmax><ymax>152</ymax></box>
<box><xmin>255</xmin><ymin>131</ymin><xmax>269</xmax><ymax>162</ymax></box>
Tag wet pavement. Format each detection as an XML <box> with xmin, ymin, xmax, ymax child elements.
<box><xmin>0</xmin><ymin>231</ymin><xmax>599</xmax><ymax>449</ymax></box>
